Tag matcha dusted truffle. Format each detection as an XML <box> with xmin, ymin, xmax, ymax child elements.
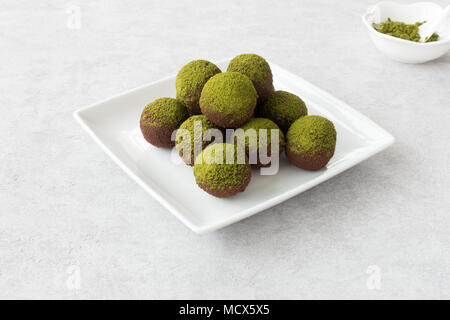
<box><xmin>176</xmin><ymin>60</ymin><xmax>221</xmax><ymax>115</ymax></box>
<box><xmin>259</xmin><ymin>90</ymin><xmax>308</xmax><ymax>132</ymax></box>
<box><xmin>140</xmin><ymin>97</ymin><xmax>189</xmax><ymax>148</ymax></box>
<box><xmin>233</xmin><ymin>118</ymin><xmax>285</xmax><ymax>168</ymax></box>
<box><xmin>227</xmin><ymin>54</ymin><xmax>274</xmax><ymax>104</ymax></box>
<box><xmin>286</xmin><ymin>115</ymin><xmax>336</xmax><ymax>171</ymax></box>
<box><xmin>175</xmin><ymin>115</ymin><xmax>218</xmax><ymax>166</ymax></box>
<box><xmin>194</xmin><ymin>143</ymin><xmax>252</xmax><ymax>198</ymax></box>
<box><xmin>199</xmin><ymin>72</ymin><xmax>257</xmax><ymax>128</ymax></box>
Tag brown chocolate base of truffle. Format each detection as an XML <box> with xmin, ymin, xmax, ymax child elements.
<box><xmin>140</xmin><ymin>117</ymin><xmax>176</xmax><ymax>148</ymax></box>
<box><xmin>201</xmin><ymin>104</ymin><xmax>254</xmax><ymax>128</ymax></box>
<box><xmin>250</xmin><ymin>161</ymin><xmax>273</xmax><ymax>169</ymax></box>
<box><xmin>286</xmin><ymin>148</ymin><xmax>334</xmax><ymax>171</ymax></box>
<box><xmin>246</xmin><ymin>144</ymin><xmax>284</xmax><ymax>168</ymax></box>
<box><xmin>178</xmin><ymin>151</ymin><xmax>194</xmax><ymax>166</ymax></box>
<box><xmin>196</xmin><ymin>165</ymin><xmax>252</xmax><ymax>198</ymax></box>
<box><xmin>256</xmin><ymin>81</ymin><xmax>274</xmax><ymax>104</ymax></box>
<box><xmin>177</xmin><ymin>96</ymin><xmax>202</xmax><ymax>116</ymax></box>
<box><xmin>179</xmin><ymin>152</ymin><xmax>195</xmax><ymax>167</ymax></box>
<box><xmin>187</xmin><ymin>104</ymin><xmax>202</xmax><ymax>116</ymax></box>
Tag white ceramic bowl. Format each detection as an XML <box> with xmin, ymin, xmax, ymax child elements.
<box><xmin>362</xmin><ymin>1</ymin><xmax>450</xmax><ymax>63</ymax></box>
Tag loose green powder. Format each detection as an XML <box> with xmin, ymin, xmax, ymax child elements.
<box><xmin>259</xmin><ymin>90</ymin><xmax>308</xmax><ymax>132</ymax></box>
<box><xmin>175</xmin><ymin>115</ymin><xmax>216</xmax><ymax>165</ymax></box>
<box><xmin>227</xmin><ymin>54</ymin><xmax>274</xmax><ymax>100</ymax></box>
<box><xmin>200</xmin><ymin>72</ymin><xmax>257</xmax><ymax>124</ymax></box>
<box><xmin>374</xmin><ymin>18</ymin><xmax>439</xmax><ymax>43</ymax></box>
<box><xmin>424</xmin><ymin>32</ymin><xmax>439</xmax><ymax>42</ymax></box>
<box><xmin>194</xmin><ymin>143</ymin><xmax>249</xmax><ymax>192</ymax></box>
<box><xmin>235</xmin><ymin>118</ymin><xmax>285</xmax><ymax>152</ymax></box>
<box><xmin>286</xmin><ymin>115</ymin><xmax>336</xmax><ymax>157</ymax></box>
<box><xmin>176</xmin><ymin>60</ymin><xmax>221</xmax><ymax>114</ymax></box>
<box><xmin>141</xmin><ymin>97</ymin><xmax>188</xmax><ymax>128</ymax></box>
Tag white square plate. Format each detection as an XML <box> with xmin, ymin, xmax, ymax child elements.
<box><xmin>74</xmin><ymin>59</ymin><xmax>394</xmax><ymax>234</ymax></box>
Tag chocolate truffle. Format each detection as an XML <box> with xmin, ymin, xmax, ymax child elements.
<box><xmin>199</xmin><ymin>72</ymin><xmax>257</xmax><ymax>128</ymax></box>
<box><xmin>227</xmin><ymin>54</ymin><xmax>274</xmax><ymax>104</ymax></box>
<box><xmin>176</xmin><ymin>60</ymin><xmax>221</xmax><ymax>115</ymax></box>
<box><xmin>286</xmin><ymin>115</ymin><xmax>336</xmax><ymax>171</ymax></box>
<box><xmin>232</xmin><ymin>118</ymin><xmax>285</xmax><ymax>168</ymax></box>
<box><xmin>140</xmin><ymin>97</ymin><xmax>189</xmax><ymax>148</ymax></box>
<box><xmin>175</xmin><ymin>115</ymin><xmax>218</xmax><ymax>166</ymax></box>
<box><xmin>194</xmin><ymin>143</ymin><xmax>252</xmax><ymax>198</ymax></box>
<box><xmin>259</xmin><ymin>90</ymin><xmax>308</xmax><ymax>132</ymax></box>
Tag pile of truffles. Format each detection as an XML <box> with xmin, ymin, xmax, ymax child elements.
<box><xmin>140</xmin><ymin>54</ymin><xmax>337</xmax><ymax>198</ymax></box>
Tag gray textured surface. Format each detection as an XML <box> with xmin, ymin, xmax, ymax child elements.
<box><xmin>1</xmin><ymin>0</ymin><xmax>449</xmax><ymax>299</ymax></box>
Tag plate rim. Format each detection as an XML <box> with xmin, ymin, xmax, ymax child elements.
<box><xmin>74</xmin><ymin>59</ymin><xmax>395</xmax><ymax>234</ymax></box>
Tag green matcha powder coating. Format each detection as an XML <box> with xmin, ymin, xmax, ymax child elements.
<box><xmin>194</xmin><ymin>143</ymin><xmax>249</xmax><ymax>192</ymax></box>
<box><xmin>141</xmin><ymin>97</ymin><xmax>188</xmax><ymax>128</ymax></box>
<box><xmin>227</xmin><ymin>54</ymin><xmax>273</xmax><ymax>99</ymax></box>
<box><xmin>374</xmin><ymin>18</ymin><xmax>439</xmax><ymax>43</ymax></box>
<box><xmin>200</xmin><ymin>72</ymin><xmax>257</xmax><ymax>125</ymax></box>
<box><xmin>259</xmin><ymin>90</ymin><xmax>308</xmax><ymax>132</ymax></box>
<box><xmin>176</xmin><ymin>60</ymin><xmax>221</xmax><ymax>114</ymax></box>
<box><xmin>237</xmin><ymin>118</ymin><xmax>285</xmax><ymax>152</ymax></box>
<box><xmin>286</xmin><ymin>115</ymin><xmax>336</xmax><ymax>157</ymax></box>
<box><xmin>175</xmin><ymin>115</ymin><xmax>216</xmax><ymax>163</ymax></box>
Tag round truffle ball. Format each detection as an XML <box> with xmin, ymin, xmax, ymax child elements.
<box><xmin>176</xmin><ymin>60</ymin><xmax>221</xmax><ymax>115</ymax></box>
<box><xmin>286</xmin><ymin>115</ymin><xmax>336</xmax><ymax>171</ymax></box>
<box><xmin>140</xmin><ymin>97</ymin><xmax>189</xmax><ymax>148</ymax></box>
<box><xmin>175</xmin><ymin>115</ymin><xmax>218</xmax><ymax>166</ymax></box>
<box><xmin>232</xmin><ymin>118</ymin><xmax>285</xmax><ymax>168</ymax></box>
<box><xmin>199</xmin><ymin>72</ymin><xmax>257</xmax><ymax>128</ymax></box>
<box><xmin>259</xmin><ymin>90</ymin><xmax>308</xmax><ymax>132</ymax></box>
<box><xmin>227</xmin><ymin>54</ymin><xmax>274</xmax><ymax>104</ymax></box>
<box><xmin>194</xmin><ymin>143</ymin><xmax>252</xmax><ymax>198</ymax></box>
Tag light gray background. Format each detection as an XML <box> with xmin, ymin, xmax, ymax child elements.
<box><xmin>1</xmin><ymin>0</ymin><xmax>449</xmax><ymax>299</ymax></box>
